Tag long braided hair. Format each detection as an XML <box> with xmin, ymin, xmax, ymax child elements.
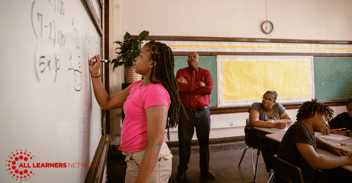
<box><xmin>296</xmin><ymin>99</ymin><xmax>334</xmax><ymax>122</ymax></box>
<box><xmin>144</xmin><ymin>40</ymin><xmax>184</xmax><ymax>140</ymax></box>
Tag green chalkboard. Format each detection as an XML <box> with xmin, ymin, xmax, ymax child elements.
<box><xmin>314</xmin><ymin>57</ymin><xmax>352</xmax><ymax>100</ymax></box>
<box><xmin>174</xmin><ymin>56</ymin><xmax>217</xmax><ymax>107</ymax></box>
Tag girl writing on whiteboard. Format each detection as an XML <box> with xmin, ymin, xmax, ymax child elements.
<box><xmin>89</xmin><ymin>40</ymin><xmax>183</xmax><ymax>183</ymax></box>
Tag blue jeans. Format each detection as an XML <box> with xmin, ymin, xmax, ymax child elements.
<box><xmin>178</xmin><ymin>107</ymin><xmax>211</xmax><ymax>172</ymax></box>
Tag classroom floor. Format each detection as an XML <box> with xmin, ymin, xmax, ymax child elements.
<box><xmin>168</xmin><ymin>142</ymin><xmax>271</xmax><ymax>183</ymax></box>
<box><xmin>107</xmin><ymin>141</ymin><xmax>271</xmax><ymax>183</ymax></box>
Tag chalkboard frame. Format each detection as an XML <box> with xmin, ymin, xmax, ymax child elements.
<box><xmin>81</xmin><ymin>0</ymin><xmax>103</xmax><ymax>35</ymax></box>
<box><xmin>132</xmin><ymin>35</ymin><xmax>352</xmax><ymax>114</ymax></box>
<box><xmin>81</xmin><ymin>0</ymin><xmax>110</xmax><ymax>134</ymax></box>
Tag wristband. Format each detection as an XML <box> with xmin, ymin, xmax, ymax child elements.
<box><xmin>91</xmin><ymin>74</ymin><xmax>100</xmax><ymax>78</ymax></box>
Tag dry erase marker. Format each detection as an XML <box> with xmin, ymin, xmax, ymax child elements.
<box><xmin>91</xmin><ymin>59</ymin><xmax>110</xmax><ymax>63</ymax></box>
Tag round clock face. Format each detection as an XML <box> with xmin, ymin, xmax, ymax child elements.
<box><xmin>261</xmin><ymin>20</ymin><xmax>274</xmax><ymax>34</ymax></box>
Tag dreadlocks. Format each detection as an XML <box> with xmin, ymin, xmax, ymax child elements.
<box><xmin>296</xmin><ymin>99</ymin><xmax>334</xmax><ymax>122</ymax></box>
<box><xmin>143</xmin><ymin>40</ymin><xmax>184</xmax><ymax>140</ymax></box>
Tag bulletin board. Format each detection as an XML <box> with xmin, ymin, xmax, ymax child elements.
<box><xmin>217</xmin><ymin>56</ymin><xmax>315</xmax><ymax>107</ymax></box>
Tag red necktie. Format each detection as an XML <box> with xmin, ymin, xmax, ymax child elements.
<box><xmin>192</xmin><ymin>70</ymin><xmax>196</xmax><ymax>83</ymax></box>
<box><xmin>192</xmin><ymin>70</ymin><xmax>196</xmax><ymax>108</ymax></box>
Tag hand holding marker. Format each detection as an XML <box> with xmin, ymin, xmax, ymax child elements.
<box><xmin>89</xmin><ymin>55</ymin><xmax>110</xmax><ymax>78</ymax></box>
<box><xmin>90</xmin><ymin>59</ymin><xmax>110</xmax><ymax>63</ymax></box>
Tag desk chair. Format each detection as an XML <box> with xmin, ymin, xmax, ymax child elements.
<box><xmin>272</xmin><ymin>154</ymin><xmax>304</xmax><ymax>183</ymax></box>
<box><xmin>238</xmin><ymin>118</ymin><xmax>263</xmax><ymax>182</ymax></box>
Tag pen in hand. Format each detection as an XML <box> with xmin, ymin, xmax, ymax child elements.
<box><xmin>329</xmin><ymin>128</ymin><xmax>346</xmax><ymax>132</ymax></box>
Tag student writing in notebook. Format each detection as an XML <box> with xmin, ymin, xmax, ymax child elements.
<box><xmin>279</xmin><ymin>99</ymin><xmax>352</xmax><ymax>183</ymax></box>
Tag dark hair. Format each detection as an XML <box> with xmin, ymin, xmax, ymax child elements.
<box><xmin>296</xmin><ymin>99</ymin><xmax>334</xmax><ymax>122</ymax></box>
<box><xmin>265</xmin><ymin>90</ymin><xmax>278</xmax><ymax>102</ymax></box>
<box><xmin>347</xmin><ymin>97</ymin><xmax>352</xmax><ymax>107</ymax></box>
<box><xmin>144</xmin><ymin>40</ymin><xmax>184</xmax><ymax>140</ymax></box>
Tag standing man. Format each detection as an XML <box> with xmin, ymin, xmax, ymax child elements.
<box><xmin>176</xmin><ymin>52</ymin><xmax>214</xmax><ymax>181</ymax></box>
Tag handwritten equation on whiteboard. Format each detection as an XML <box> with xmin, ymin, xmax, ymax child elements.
<box><xmin>30</xmin><ymin>0</ymin><xmax>98</xmax><ymax>92</ymax></box>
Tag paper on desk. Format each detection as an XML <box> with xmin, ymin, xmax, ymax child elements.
<box><xmin>316</xmin><ymin>133</ymin><xmax>351</xmax><ymax>142</ymax></box>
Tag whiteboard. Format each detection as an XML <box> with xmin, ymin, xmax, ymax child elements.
<box><xmin>0</xmin><ymin>0</ymin><xmax>102</xmax><ymax>182</ymax></box>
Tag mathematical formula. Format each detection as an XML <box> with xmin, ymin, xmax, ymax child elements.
<box><xmin>30</xmin><ymin>0</ymin><xmax>98</xmax><ymax>92</ymax></box>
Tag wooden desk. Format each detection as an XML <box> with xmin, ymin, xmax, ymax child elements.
<box><xmin>266</xmin><ymin>132</ymin><xmax>352</xmax><ymax>172</ymax></box>
<box><xmin>254</xmin><ymin>126</ymin><xmax>288</xmax><ymax>139</ymax></box>
<box><xmin>254</xmin><ymin>127</ymin><xmax>288</xmax><ymax>134</ymax></box>
<box><xmin>252</xmin><ymin>126</ymin><xmax>290</xmax><ymax>170</ymax></box>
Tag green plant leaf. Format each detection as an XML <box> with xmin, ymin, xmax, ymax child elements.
<box><xmin>138</xmin><ymin>30</ymin><xmax>149</xmax><ymax>42</ymax></box>
<box><xmin>124</xmin><ymin>32</ymin><xmax>132</xmax><ymax>39</ymax></box>
<box><xmin>112</xmin><ymin>30</ymin><xmax>149</xmax><ymax>70</ymax></box>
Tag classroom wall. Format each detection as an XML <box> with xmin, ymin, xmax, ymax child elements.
<box><xmin>110</xmin><ymin>0</ymin><xmax>352</xmax><ymax>142</ymax></box>
<box><xmin>120</xmin><ymin>0</ymin><xmax>352</xmax><ymax>40</ymax></box>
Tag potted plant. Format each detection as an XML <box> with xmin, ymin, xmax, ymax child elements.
<box><xmin>111</xmin><ymin>30</ymin><xmax>149</xmax><ymax>83</ymax></box>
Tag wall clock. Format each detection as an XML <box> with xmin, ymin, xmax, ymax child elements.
<box><xmin>261</xmin><ymin>20</ymin><xmax>274</xmax><ymax>34</ymax></box>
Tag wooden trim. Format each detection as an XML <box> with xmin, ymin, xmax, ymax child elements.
<box><xmin>84</xmin><ymin>134</ymin><xmax>110</xmax><ymax>183</ymax></box>
<box><xmin>103</xmin><ymin>0</ymin><xmax>110</xmax><ymax>135</ymax></box>
<box><xmin>134</xmin><ymin>35</ymin><xmax>352</xmax><ymax>57</ymax></box>
<box><xmin>81</xmin><ymin>0</ymin><xmax>103</xmax><ymax>35</ymax></box>
<box><xmin>209</xmin><ymin>99</ymin><xmax>348</xmax><ymax>115</ymax></box>
<box><xmin>133</xmin><ymin>35</ymin><xmax>352</xmax><ymax>45</ymax></box>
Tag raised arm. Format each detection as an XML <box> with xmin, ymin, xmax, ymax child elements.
<box><xmin>135</xmin><ymin>105</ymin><xmax>168</xmax><ymax>183</ymax></box>
<box><xmin>296</xmin><ymin>140</ymin><xmax>352</xmax><ymax>170</ymax></box>
<box><xmin>249</xmin><ymin>109</ymin><xmax>286</xmax><ymax>129</ymax></box>
<box><xmin>89</xmin><ymin>55</ymin><xmax>129</xmax><ymax>110</ymax></box>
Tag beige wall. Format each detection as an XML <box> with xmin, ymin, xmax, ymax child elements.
<box><xmin>110</xmin><ymin>0</ymin><xmax>352</xmax><ymax>142</ymax></box>
<box><xmin>120</xmin><ymin>0</ymin><xmax>352</xmax><ymax>40</ymax></box>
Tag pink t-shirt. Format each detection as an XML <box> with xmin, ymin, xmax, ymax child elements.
<box><xmin>118</xmin><ymin>80</ymin><xmax>171</xmax><ymax>152</ymax></box>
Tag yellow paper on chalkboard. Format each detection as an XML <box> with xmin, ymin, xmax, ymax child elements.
<box><xmin>222</xmin><ymin>60</ymin><xmax>310</xmax><ymax>101</ymax></box>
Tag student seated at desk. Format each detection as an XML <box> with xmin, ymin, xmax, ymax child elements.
<box><xmin>328</xmin><ymin>97</ymin><xmax>352</xmax><ymax>137</ymax></box>
<box><xmin>247</xmin><ymin>90</ymin><xmax>292</xmax><ymax>172</ymax></box>
<box><xmin>278</xmin><ymin>99</ymin><xmax>352</xmax><ymax>183</ymax></box>
<box><xmin>249</xmin><ymin>90</ymin><xmax>292</xmax><ymax>129</ymax></box>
